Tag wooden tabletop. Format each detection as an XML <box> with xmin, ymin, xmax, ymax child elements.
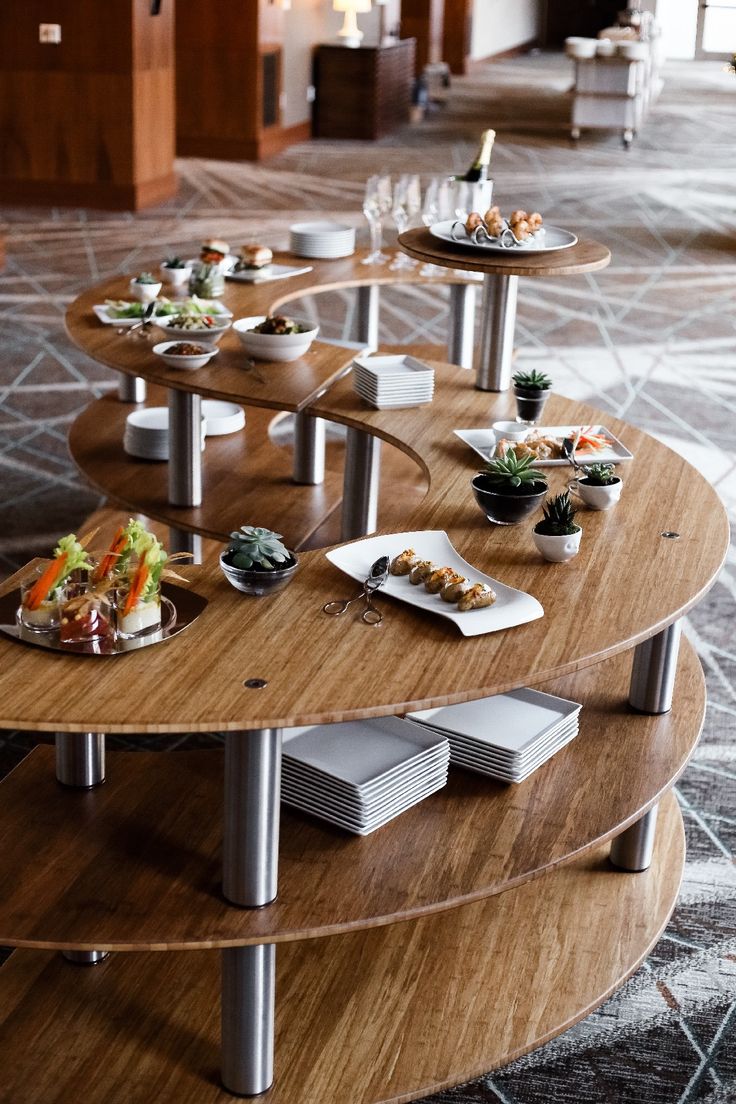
<box><xmin>0</xmin><ymin>378</ymin><xmax>728</xmax><ymax>734</ymax></box>
<box><xmin>64</xmin><ymin>253</ymin><xmax>474</xmax><ymax>409</ymax></box>
<box><xmin>398</xmin><ymin>227</ymin><xmax>611</xmax><ymax>277</ymax></box>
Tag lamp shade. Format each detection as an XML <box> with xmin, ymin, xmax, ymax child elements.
<box><xmin>333</xmin><ymin>0</ymin><xmax>371</xmax><ymax>11</ymax></box>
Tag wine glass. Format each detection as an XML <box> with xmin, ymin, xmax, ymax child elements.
<box><xmin>362</xmin><ymin>174</ymin><xmax>392</xmax><ymax>265</ymax></box>
<box><xmin>389</xmin><ymin>174</ymin><xmax>421</xmax><ymax>271</ymax></box>
<box><xmin>420</xmin><ymin>176</ymin><xmax>446</xmax><ymax>278</ymax></box>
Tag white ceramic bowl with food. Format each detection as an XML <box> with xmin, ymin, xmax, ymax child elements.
<box><xmin>232</xmin><ymin>316</ymin><xmax>319</xmax><ymax>362</ymax></box>
<box><xmin>155</xmin><ymin>315</ymin><xmax>232</xmax><ymax>344</ymax></box>
<box><xmin>129</xmin><ymin>278</ymin><xmax>162</xmax><ymax>303</ymax></box>
<box><xmin>492</xmin><ymin>420</ymin><xmax>529</xmax><ymax>443</ymax></box>
<box><xmin>152</xmin><ymin>340</ymin><xmax>220</xmax><ymax>371</ymax></box>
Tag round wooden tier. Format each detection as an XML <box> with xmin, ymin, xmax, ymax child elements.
<box><xmin>64</xmin><ymin>259</ymin><xmax>470</xmax><ymax>407</ymax></box>
<box><xmin>0</xmin><ymin>641</ymin><xmax>702</xmax><ymax>950</ymax></box>
<box><xmin>0</xmin><ymin>793</ymin><xmax>684</xmax><ymax>1104</ymax></box>
<box><xmin>1</xmin><ymin>383</ymin><xmax>727</xmax><ymax>734</ymax></box>
<box><xmin>398</xmin><ymin>226</ymin><xmax>611</xmax><ymax>277</ymax></box>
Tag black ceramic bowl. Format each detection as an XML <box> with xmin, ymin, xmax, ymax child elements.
<box><xmin>471</xmin><ymin>475</ymin><xmax>547</xmax><ymax>525</ymax></box>
<box><xmin>219</xmin><ymin>551</ymin><xmax>299</xmax><ymax>596</ymax></box>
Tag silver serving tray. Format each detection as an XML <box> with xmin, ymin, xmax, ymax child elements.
<box><xmin>0</xmin><ymin>581</ymin><xmax>207</xmax><ymax>656</ymax></box>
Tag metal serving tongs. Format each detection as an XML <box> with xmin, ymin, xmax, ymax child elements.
<box><xmin>323</xmin><ymin>555</ymin><xmax>390</xmax><ymax>626</ymax></box>
<box><xmin>561</xmin><ymin>428</ymin><xmax>583</xmax><ymax>474</ymax></box>
<box><xmin>121</xmin><ymin>299</ymin><xmax>157</xmax><ymax>338</ymax></box>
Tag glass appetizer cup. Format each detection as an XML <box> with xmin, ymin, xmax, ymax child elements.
<box><xmin>59</xmin><ymin>585</ymin><xmax>113</xmax><ymax>645</ymax></box>
<box><xmin>189</xmin><ymin>262</ymin><xmax>225</xmax><ymax>299</ymax></box>
<box><xmin>114</xmin><ymin>584</ymin><xmax>162</xmax><ymax>640</ymax></box>
<box><xmin>18</xmin><ymin>567</ymin><xmax>62</xmax><ymax>633</ymax></box>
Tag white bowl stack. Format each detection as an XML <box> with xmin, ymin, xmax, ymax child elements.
<box><xmin>123</xmin><ymin>407</ymin><xmax>206</xmax><ymax>461</ymax></box>
<box><xmin>406</xmin><ymin>688</ymin><xmax>582</xmax><ymax>784</ymax></box>
<box><xmin>353</xmin><ymin>354</ymin><xmax>435</xmax><ymax>409</ymax></box>
<box><xmin>289</xmin><ymin>221</ymin><xmax>356</xmax><ymax>259</ymax></box>
<box><xmin>280</xmin><ymin>717</ymin><xmax>450</xmax><ymax>835</ymax></box>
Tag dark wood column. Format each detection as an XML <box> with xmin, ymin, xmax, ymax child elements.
<box><xmin>0</xmin><ymin>0</ymin><xmax>176</xmax><ymax>210</ymax></box>
<box><xmin>442</xmin><ymin>0</ymin><xmax>473</xmax><ymax>75</ymax></box>
<box><xmin>401</xmin><ymin>0</ymin><xmax>446</xmax><ymax>76</ymax></box>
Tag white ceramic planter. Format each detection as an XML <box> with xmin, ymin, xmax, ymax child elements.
<box><xmin>570</xmin><ymin>477</ymin><xmax>622</xmax><ymax>511</ymax></box>
<box><xmin>533</xmin><ymin>527</ymin><xmax>582</xmax><ymax>563</ymax></box>
<box><xmin>129</xmin><ymin>279</ymin><xmax>162</xmax><ymax>303</ymax></box>
<box><xmin>160</xmin><ymin>263</ymin><xmax>192</xmax><ymax>288</ymax></box>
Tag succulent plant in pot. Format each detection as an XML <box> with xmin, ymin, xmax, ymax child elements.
<box><xmin>471</xmin><ymin>450</ymin><xmax>548</xmax><ymax>525</ymax></box>
<box><xmin>512</xmin><ymin>369</ymin><xmax>552</xmax><ymax>424</ymax></box>
<box><xmin>532</xmin><ymin>492</ymin><xmax>582</xmax><ymax>562</ymax></box>
<box><xmin>220</xmin><ymin>526</ymin><xmax>299</xmax><ymax>596</ymax></box>
<box><xmin>571</xmin><ymin>462</ymin><xmax>623</xmax><ymax>511</ymax></box>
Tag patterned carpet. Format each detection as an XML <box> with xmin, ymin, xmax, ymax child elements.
<box><xmin>0</xmin><ymin>52</ymin><xmax>734</xmax><ymax>1102</ymax></box>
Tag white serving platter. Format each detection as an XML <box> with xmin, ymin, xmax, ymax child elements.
<box><xmin>454</xmin><ymin>424</ymin><xmax>634</xmax><ymax>466</ymax></box>
<box><xmin>93</xmin><ymin>300</ymin><xmax>232</xmax><ymax>326</ymax></box>
<box><xmin>429</xmin><ymin>220</ymin><xmax>578</xmax><ymax>254</ymax></box>
<box><xmin>226</xmin><ymin>263</ymin><xmax>314</xmax><ymax>284</ymax></box>
<box><xmin>325</xmin><ymin>530</ymin><xmax>543</xmax><ymax>638</ymax></box>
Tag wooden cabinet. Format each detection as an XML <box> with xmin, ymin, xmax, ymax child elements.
<box><xmin>313</xmin><ymin>40</ymin><xmax>416</xmax><ymax>140</ymax></box>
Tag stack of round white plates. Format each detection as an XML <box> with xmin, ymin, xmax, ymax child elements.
<box><xmin>289</xmin><ymin>221</ymin><xmax>355</xmax><ymax>259</ymax></box>
<box><xmin>201</xmin><ymin>400</ymin><xmax>246</xmax><ymax>436</ymax></box>
<box><xmin>124</xmin><ymin>408</ymin><xmax>206</xmax><ymax>461</ymax></box>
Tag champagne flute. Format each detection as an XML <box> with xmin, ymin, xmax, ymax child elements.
<box><xmin>362</xmin><ymin>174</ymin><xmax>391</xmax><ymax>265</ymax></box>
<box><xmin>420</xmin><ymin>176</ymin><xmax>445</xmax><ymax>277</ymax></box>
<box><xmin>389</xmin><ymin>174</ymin><xmax>420</xmax><ymax>271</ymax></box>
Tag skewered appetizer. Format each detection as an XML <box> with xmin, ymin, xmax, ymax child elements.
<box><xmin>389</xmin><ymin>551</ymin><xmax>497</xmax><ymax>613</ymax></box>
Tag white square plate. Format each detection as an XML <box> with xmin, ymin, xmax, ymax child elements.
<box><xmin>325</xmin><ymin>530</ymin><xmax>543</xmax><ymax>638</ymax></box>
<box><xmin>411</xmin><ymin>718</ymin><xmax>578</xmax><ymax>770</ymax></box>
<box><xmin>281</xmin><ymin>766</ymin><xmax>448</xmax><ymax>819</ymax></box>
<box><xmin>282</xmin><ymin>744</ymin><xmax>449</xmax><ymax>800</ymax></box>
<box><xmin>450</xmin><ymin>728</ymin><xmax>578</xmax><ymax>782</ymax></box>
<box><xmin>354</xmin><ymin>355</ymin><xmax>435</xmax><ymax>381</ymax></box>
<box><xmin>281</xmin><ymin>717</ymin><xmax>448</xmax><ymax>788</ymax></box>
<box><xmin>282</xmin><ymin>758</ymin><xmax>448</xmax><ymax>811</ymax></box>
<box><xmin>93</xmin><ymin>300</ymin><xmax>232</xmax><ymax>326</ymax></box>
<box><xmin>282</xmin><ymin>774</ymin><xmax>448</xmax><ymax>835</ymax></box>
<box><xmin>454</xmin><ymin>425</ymin><xmax>633</xmax><ymax>466</ymax></box>
<box><xmin>407</xmin><ymin>688</ymin><xmax>581</xmax><ymax>755</ymax></box>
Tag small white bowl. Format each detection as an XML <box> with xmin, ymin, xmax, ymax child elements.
<box><xmin>160</xmin><ymin>263</ymin><xmax>192</xmax><ymax>288</ymax></box>
<box><xmin>129</xmin><ymin>279</ymin><xmax>162</xmax><ymax>303</ymax></box>
<box><xmin>565</xmin><ymin>37</ymin><xmax>598</xmax><ymax>59</ymax></box>
<box><xmin>617</xmin><ymin>41</ymin><xmax>648</xmax><ymax>60</ymax></box>
<box><xmin>596</xmin><ymin>38</ymin><xmax>616</xmax><ymax>57</ymax></box>
<box><xmin>152</xmin><ymin>340</ymin><xmax>219</xmax><ymax>371</ymax></box>
<box><xmin>232</xmin><ymin>316</ymin><xmax>319</xmax><ymax>363</ymax></box>
<box><xmin>492</xmin><ymin>420</ymin><xmax>529</xmax><ymax>443</ymax></box>
<box><xmin>155</xmin><ymin>316</ymin><xmax>232</xmax><ymax>344</ymax></box>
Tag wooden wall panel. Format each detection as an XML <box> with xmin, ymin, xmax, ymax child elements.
<box><xmin>0</xmin><ymin>0</ymin><xmax>176</xmax><ymax>210</ymax></box>
<box><xmin>401</xmin><ymin>0</ymin><xmax>446</xmax><ymax>75</ymax></box>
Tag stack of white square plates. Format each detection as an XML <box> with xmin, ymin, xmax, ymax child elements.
<box><xmin>123</xmin><ymin>407</ymin><xmax>206</xmax><ymax>461</ymax></box>
<box><xmin>405</xmin><ymin>688</ymin><xmax>581</xmax><ymax>783</ymax></box>
<box><xmin>353</xmin><ymin>355</ymin><xmax>435</xmax><ymax>409</ymax></box>
<box><xmin>289</xmin><ymin>221</ymin><xmax>356</xmax><ymax>259</ymax></box>
<box><xmin>281</xmin><ymin>716</ymin><xmax>450</xmax><ymax>835</ymax></box>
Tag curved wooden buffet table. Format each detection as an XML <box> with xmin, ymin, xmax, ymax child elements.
<box><xmin>0</xmin><ymin>256</ymin><xmax>728</xmax><ymax>1103</ymax></box>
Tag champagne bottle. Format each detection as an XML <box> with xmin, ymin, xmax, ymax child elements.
<box><xmin>457</xmin><ymin>129</ymin><xmax>496</xmax><ymax>183</ymax></box>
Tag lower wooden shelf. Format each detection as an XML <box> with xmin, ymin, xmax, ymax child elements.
<box><xmin>0</xmin><ymin>792</ymin><xmax>684</xmax><ymax>1104</ymax></box>
<box><xmin>0</xmin><ymin>640</ymin><xmax>703</xmax><ymax>950</ymax></box>
<box><xmin>68</xmin><ymin>387</ymin><xmax>426</xmax><ymax>546</ymax></box>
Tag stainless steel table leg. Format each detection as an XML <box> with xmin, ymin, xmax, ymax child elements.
<box><xmin>168</xmin><ymin>389</ymin><xmax>202</xmax><ymax>507</ymax></box>
<box><xmin>629</xmin><ymin>621</ymin><xmax>682</xmax><ymax>715</ymax></box>
<box><xmin>167</xmin><ymin>527</ymin><xmax>203</xmax><ymax>564</ymax></box>
<box><xmin>221</xmin><ymin>729</ymin><xmax>282</xmax><ymax>1095</ymax></box>
<box><xmin>341</xmin><ymin>426</ymin><xmax>381</xmax><ymax>540</ymax></box>
<box><xmin>118</xmin><ymin>375</ymin><xmax>146</xmax><ymax>403</ymax></box>
<box><xmin>56</xmin><ymin>734</ymin><xmax>110</xmax><ymax>966</ymax></box>
<box><xmin>448</xmin><ymin>283</ymin><xmax>476</xmax><ymax>369</ymax></box>
<box><xmin>222</xmin><ymin>944</ymin><xmax>276</xmax><ymax>1096</ymax></box>
<box><xmin>355</xmin><ymin>285</ymin><xmax>380</xmax><ymax>349</ymax></box>
<box><xmin>610</xmin><ymin>805</ymin><xmax>659</xmax><ymax>872</ymax></box>
<box><xmin>476</xmin><ymin>273</ymin><xmax>518</xmax><ymax>392</ymax></box>
<box><xmin>293</xmin><ymin>411</ymin><xmax>326</xmax><ymax>485</ymax></box>
<box><xmin>610</xmin><ymin>620</ymin><xmax>683</xmax><ymax>872</ymax></box>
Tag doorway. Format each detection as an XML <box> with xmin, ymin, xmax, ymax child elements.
<box><xmin>694</xmin><ymin>0</ymin><xmax>736</xmax><ymax>59</ymax></box>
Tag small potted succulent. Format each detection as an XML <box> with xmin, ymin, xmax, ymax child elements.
<box><xmin>512</xmin><ymin>369</ymin><xmax>552</xmax><ymax>424</ymax></box>
<box><xmin>220</xmin><ymin>525</ymin><xmax>299</xmax><ymax>596</ymax></box>
<box><xmin>471</xmin><ymin>450</ymin><xmax>548</xmax><ymax>525</ymax></box>
<box><xmin>160</xmin><ymin>256</ymin><xmax>192</xmax><ymax>288</ymax></box>
<box><xmin>571</xmin><ymin>462</ymin><xmax>622</xmax><ymax>511</ymax></box>
<box><xmin>532</xmin><ymin>492</ymin><xmax>582</xmax><ymax>562</ymax></box>
<box><xmin>129</xmin><ymin>271</ymin><xmax>162</xmax><ymax>303</ymax></box>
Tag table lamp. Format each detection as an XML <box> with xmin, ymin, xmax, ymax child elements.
<box><xmin>333</xmin><ymin>0</ymin><xmax>371</xmax><ymax>48</ymax></box>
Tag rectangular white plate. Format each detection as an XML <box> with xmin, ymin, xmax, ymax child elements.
<box><xmin>226</xmin><ymin>263</ymin><xmax>314</xmax><ymax>284</ymax></box>
<box><xmin>282</xmin><ymin>745</ymin><xmax>449</xmax><ymax>800</ymax></box>
<box><xmin>93</xmin><ymin>300</ymin><xmax>232</xmax><ymax>326</ymax></box>
<box><xmin>281</xmin><ymin>716</ymin><xmax>448</xmax><ymax>788</ymax></box>
<box><xmin>353</xmin><ymin>355</ymin><xmax>435</xmax><ymax>381</ymax></box>
<box><xmin>281</xmin><ymin>765</ymin><xmax>448</xmax><ymax>818</ymax></box>
<box><xmin>407</xmin><ymin>687</ymin><xmax>581</xmax><ymax>755</ymax></box>
<box><xmin>409</xmin><ymin>718</ymin><xmax>578</xmax><ymax>770</ymax></box>
<box><xmin>282</xmin><ymin>774</ymin><xmax>448</xmax><ymax>835</ymax></box>
<box><xmin>454</xmin><ymin>425</ymin><xmax>633</xmax><ymax>466</ymax></box>
<box><xmin>450</xmin><ymin>728</ymin><xmax>578</xmax><ymax>783</ymax></box>
<box><xmin>325</xmin><ymin>530</ymin><xmax>543</xmax><ymax>638</ymax></box>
